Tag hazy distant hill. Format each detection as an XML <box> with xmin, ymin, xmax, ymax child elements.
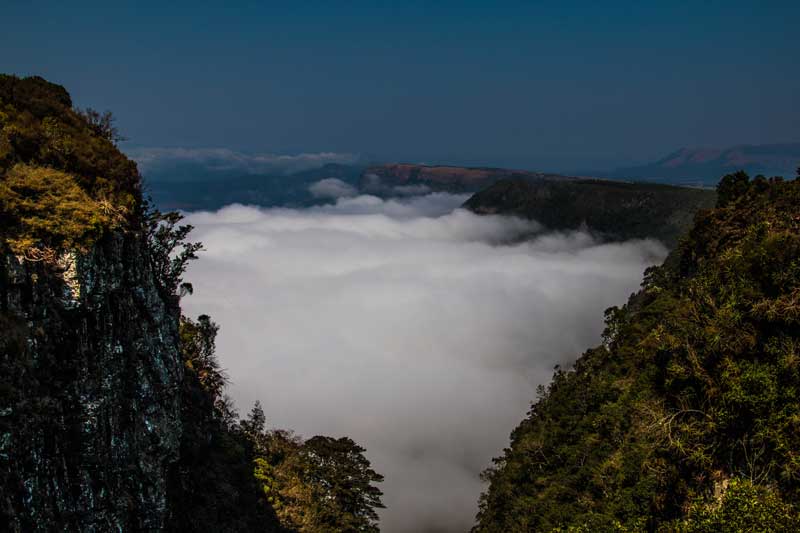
<box><xmin>145</xmin><ymin>161</ymin><xmax>580</xmax><ymax>211</ymax></box>
<box><xmin>608</xmin><ymin>143</ymin><xmax>800</xmax><ymax>186</ymax></box>
<box><xmin>465</xmin><ymin>178</ymin><xmax>716</xmax><ymax>247</ymax></box>
<box><xmin>145</xmin><ymin>163</ymin><xmax>364</xmax><ymax>210</ymax></box>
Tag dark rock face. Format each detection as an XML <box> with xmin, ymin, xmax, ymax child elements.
<box><xmin>0</xmin><ymin>232</ymin><xmax>182</xmax><ymax>532</ymax></box>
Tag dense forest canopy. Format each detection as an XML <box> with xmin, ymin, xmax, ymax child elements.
<box><xmin>474</xmin><ymin>171</ymin><xmax>800</xmax><ymax>532</ymax></box>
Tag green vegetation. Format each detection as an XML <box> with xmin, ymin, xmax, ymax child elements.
<box><xmin>166</xmin><ymin>315</ymin><xmax>284</xmax><ymax>532</ymax></box>
<box><xmin>0</xmin><ymin>163</ymin><xmax>123</xmax><ymax>255</ymax></box>
<box><xmin>677</xmin><ymin>479</ymin><xmax>800</xmax><ymax>532</ymax></box>
<box><xmin>474</xmin><ymin>172</ymin><xmax>800</xmax><ymax>532</ymax></box>
<box><xmin>170</xmin><ymin>315</ymin><xmax>384</xmax><ymax>532</ymax></box>
<box><xmin>464</xmin><ymin>178</ymin><xmax>717</xmax><ymax>247</ymax></box>
<box><xmin>5</xmin><ymin>72</ymin><xmax>798</xmax><ymax>532</ymax></box>
<box><xmin>0</xmin><ymin>74</ymin><xmax>140</xmax><ymax>256</ymax></box>
<box><xmin>1</xmin><ymin>74</ymin><xmax>383</xmax><ymax>532</ymax></box>
<box><xmin>248</xmin><ymin>414</ymin><xmax>384</xmax><ymax>532</ymax></box>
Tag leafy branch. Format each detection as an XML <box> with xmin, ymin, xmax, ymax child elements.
<box><xmin>146</xmin><ymin>209</ymin><xmax>202</xmax><ymax>298</ymax></box>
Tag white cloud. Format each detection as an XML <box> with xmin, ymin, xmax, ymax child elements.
<box><xmin>181</xmin><ymin>195</ymin><xmax>666</xmax><ymax>533</ymax></box>
<box><xmin>359</xmin><ymin>172</ymin><xmax>433</xmax><ymax>197</ymax></box>
<box><xmin>308</xmin><ymin>178</ymin><xmax>358</xmax><ymax>199</ymax></box>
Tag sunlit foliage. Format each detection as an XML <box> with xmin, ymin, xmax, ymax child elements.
<box><xmin>0</xmin><ymin>75</ymin><xmax>141</xmax><ymax>258</ymax></box>
<box><xmin>0</xmin><ymin>163</ymin><xmax>121</xmax><ymax>254</ymax></box>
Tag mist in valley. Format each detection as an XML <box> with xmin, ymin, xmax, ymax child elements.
<box><xmin>182</xmin><ymin>190</ymin><xmax>666</xmax><ymax>532</ymax></box>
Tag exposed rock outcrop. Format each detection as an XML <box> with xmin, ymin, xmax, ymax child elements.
<box><xmin>0</xmin><ymin>232</ymin><xmax>182</xmax><ymax>532</ymax></box>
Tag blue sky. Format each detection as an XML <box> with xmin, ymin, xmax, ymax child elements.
<box><xmin>2</xmin><ymin>1</ymin><xmax>798</xmax><ymax>171</ymax></box>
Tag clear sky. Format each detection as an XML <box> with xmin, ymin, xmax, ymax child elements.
<box><xmin>2</xmin><ymin>1</ymin><xmax>798</xmax><ymax>171</ymax></box>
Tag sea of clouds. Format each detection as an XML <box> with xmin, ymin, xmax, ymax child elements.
<box><xmin>181</xmin><ymin>190</ymin><xmax>666</xmax><ymax>533</ymax></box>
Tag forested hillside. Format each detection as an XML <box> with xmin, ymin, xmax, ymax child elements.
<box><xmin>464</xmin><ymin>178</ymin><xmax>716</xmax><ymax>247</ymax></box>
<box><xmin>0</xmin><ymin>74</ymin><xmax>383</xmax><ymax>532</ymax></box>
<box><xmin>474</xmin><ymin>171</ymin><xmax>800</xmax><ymax>532</ymax></box>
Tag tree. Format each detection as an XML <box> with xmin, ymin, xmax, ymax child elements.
<box><xmin>715</xmin><ymin>170</ymin><xmax>750</xmax><ymax>207</ymax></box>
<box><xmin>257</xmin><ymin>432</ymin><xmax>385</xmax><ymax>532</ymax></box>
<box><xmin>300</xmin><ymin>436</ymin><xmax>385</xmax><ymax>533</ymax></box>
<box><xmin>166</xmin><ymin>316</ymin><xmax>283</xmax><ymax>532</ymax></box>
<box><xmin>179</xmin><ymin>315</ymin><xmax>226</xmax><ymax>399</ymax></box>
<box><xmin>146</xmin><ymin>209</ymin><xmax>202</xmax><ymax>298</ymax></box>
<box><xmin>243</xmin><ymin>401</ymin><xmax>267</xmax><ymax>436</ymax></box>
<box><xmin>678</xmin><ymin>479</ymin><xmax>800</xmax><ymax>532</ymax></box>
<box><xmin>77</xmin><ymin>107</ymin><xmax>126</xmax><ymax>143</ymax></box>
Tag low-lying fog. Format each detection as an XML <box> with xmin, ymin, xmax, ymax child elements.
<box><xmin>182</xmin><ymin>191</ymin><xmax>666</xmax><ymax>533</ymax></box>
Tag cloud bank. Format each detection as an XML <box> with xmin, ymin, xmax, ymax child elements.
<box><xmin>181</xmin><ymin>195</ymin><xmax>666</xmax><ymax>533</ymax></box>
<box><xmin>308</xmin><ymin>178</ymin><xmax>358</xmax><ymax>199</ymax></box>
<box><xmin>127</xmin><ymin>147</ymin><xmax>359</xmax><ymax>178</ymax></box>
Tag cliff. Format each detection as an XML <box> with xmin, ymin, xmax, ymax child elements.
<box><xmin>1</xmin><ymin>235</ymin><xmax>182</xmax><ymax>531</ymax></box>
<box><xmin>1</xmin><ymin>74</ymin><xmax>383</xmax><ymax>533</ymax></box>
<box><xmin>0</xmin><ymin>75</ymin><xmax>184</xmax><ymax>531</ymax></box>
<box><xmin>464</xmin><ymin>178</ymin><xmax>716</xmax><ymax>247</ymax></box>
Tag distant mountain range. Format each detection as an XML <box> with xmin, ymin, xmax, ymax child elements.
<box><xmin>605</xmin><ymin>143</ymin><xmax>800</xmax><ymax>186</ymax></box>
<box><xmin>137</xmin><ymin>143</ymin><xmax>800</xmax><ymax>211</ymax></box>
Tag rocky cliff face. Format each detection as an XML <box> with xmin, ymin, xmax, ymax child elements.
<box><xmin>0</xmin><ymin>231</ymin><xmax>182</xmax><ymax>532</ymax></box>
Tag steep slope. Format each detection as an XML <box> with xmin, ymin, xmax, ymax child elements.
<box><xmin>609</xmin><ymin>144</ymin><xmax>800</xmax><ymax>186</ymax></box>
<box><xmin>1</xmin><ymin>75</ymin><xmax>385</xmax><ymax>533</ymax></box>
<box><xmin>474</xmin><ymin>172</ymin><xmax>800</xmax><ymax>532</ymax></box>
<box><xmin>464</xmin><ymin>178</ymin><xmax>716</xmax><ymax>247</ymax></box>
<box><xmin>0</xmin><ymin>75</ymin><xmax>185</xmax><ymax>530</ymax></box>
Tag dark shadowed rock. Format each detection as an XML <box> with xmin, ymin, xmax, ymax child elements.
<box><xmin>0</xmin><ymin>233</ymin><xmax>182</xmax><ymax>531</ymax></box>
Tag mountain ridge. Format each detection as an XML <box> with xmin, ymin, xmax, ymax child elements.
<box><xmin>606</xmin><ymin>143</ymin><xmax>800</xmax><ymax>186</ymax></box>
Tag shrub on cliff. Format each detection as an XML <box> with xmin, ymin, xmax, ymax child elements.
<box><xmin>0</xmin><ymin>163</ymin><xmax>124</xmax><ymax>256</ymax></box>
